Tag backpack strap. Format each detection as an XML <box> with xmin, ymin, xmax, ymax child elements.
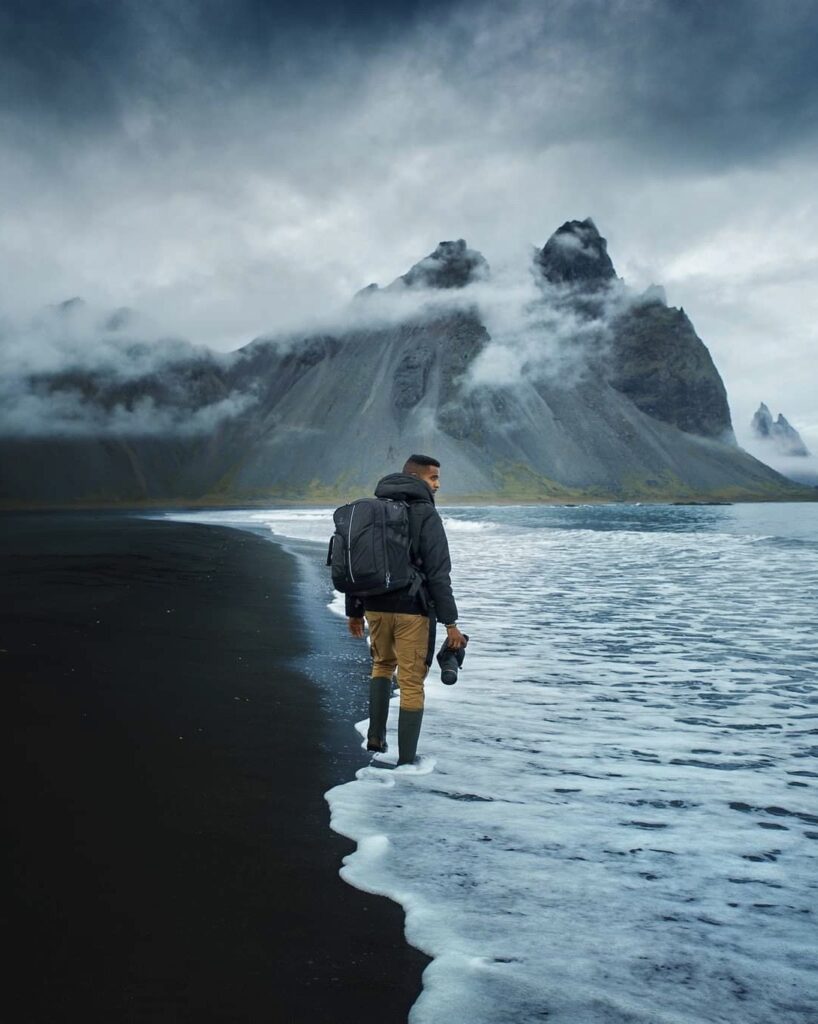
<box><xmin>405</xmin><ymin>502</ymin><xmax>433</xmax><ymax>612</ymax></box>
<box><xmin>406</xmin><ymin>501</ymin><xmax>426</xmax><ymax>568</ymax></box>
<box><xmin>406</xmin><ymin>568</ymin><xmax>429</xmax><ymax>613</ymax></box>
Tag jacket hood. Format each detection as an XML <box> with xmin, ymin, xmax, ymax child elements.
<box><xmin>374</xmin><ymin>472</ymin><xmax>435</xmax><ymax>504</ymax></box>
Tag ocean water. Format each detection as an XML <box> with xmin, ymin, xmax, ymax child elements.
<box><xmin>163</xmin><ymin>503</ymin><xmax>818</xmax><ymax>1023</ymax></box>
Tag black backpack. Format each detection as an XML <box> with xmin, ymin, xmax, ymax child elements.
<box><xmin>327</xmin><ymin>497</ymin><xmax>423</xmax><ymax>598</ymax></box>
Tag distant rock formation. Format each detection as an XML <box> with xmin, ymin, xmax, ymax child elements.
<box><xmin>751</xmin><ymin>403</ymin><xmax>810</xmax><ymax>456</ymax></box>
<box><xmin>0</xmin><ymin>221</ymin><xmax>809</xmax><ymax>506</ymax></box>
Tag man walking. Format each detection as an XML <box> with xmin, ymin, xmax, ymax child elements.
<box><xmin>346</xmin><ymin>455</ymin><xmax>465</xmax><ymax>765</ymax></box>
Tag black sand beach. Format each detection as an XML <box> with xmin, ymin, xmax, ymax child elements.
<box><xmin>4</xmin><ymin>513</ymin><xmax>428</xmax><ymax>1023</ymax></box>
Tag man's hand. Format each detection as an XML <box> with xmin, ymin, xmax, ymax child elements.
<box><xmin>445</xmin><ymin>624</ymin><xmax>466</xmax><ymax>650</ymax></box>
<box><xmin>348</xmin><ymin>616</ymin><xmax>366</xmax><ymax>638</ymax></box>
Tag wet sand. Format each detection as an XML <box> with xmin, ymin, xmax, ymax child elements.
<box><xmin>3</xmin><ymin>512</ymin><xmax>427</xmax><ymax>1023</ymax></box>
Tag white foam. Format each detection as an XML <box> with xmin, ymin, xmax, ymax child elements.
<box><xmin>439</xmin><ymin>517</ymin><xmax>495</xmax><ymax>532</ymax></box>
<box><xmin>325</xmin><ymin>503</ymin><xmax>818</xmax><ymax>1024</ymax></box>
<box><xmin>157</xmin><ymin>505</ymin><xmax>336</xmax><ymax>545</ymax></box>
<box><xmin>159</xmin><ymin>501</ymin><xmax>818</xmax><ymax>1022</ymax></box>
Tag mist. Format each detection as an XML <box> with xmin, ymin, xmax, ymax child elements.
<box><xmin>0</xmin><ymin>229</ymin><xmax>652</xmax><ymax>438</ymax></box>
<box><xmin>1</xmin><ymin>0</ymin><xmax>817</xmax><ymax>446</ymax></box>
<box><xmin>738</xmin><ymin>439</ymin><xmax>818</xmax><ymax>487</ymax></box>
<box><xmin>0</xmin><ymin>298</ymin><xmax>256</xmax><ymax>437</ymax></box>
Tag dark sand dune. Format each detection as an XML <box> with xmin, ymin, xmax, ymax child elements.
<box><xmin>3</xmin><ymin>513</ymin><xmax>427</xmax><ymax>1023</ymax></box>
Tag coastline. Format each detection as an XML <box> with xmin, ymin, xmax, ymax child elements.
<box><xmin>2</xmin><ymin>489</ymin><xmax>817</xmax><ymax>515</ymax></box>
<box><xmin>4</xmin><ymin>512</ymin><xmax>428</xmax><ymax>1023</ymax></box>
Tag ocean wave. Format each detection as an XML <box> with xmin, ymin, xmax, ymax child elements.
<box><xmin>323</xmin><ymin>502</ymin><xmax>818</xmax><ymax>1024</ymax></box>
<box><xmin>749</xmin><ymin>534</ymin><xmax>818</xmax><ymax>552</ymax></box>
<box><xmin>439</xmin><ymin>518</ymin><xmax>495</xmax><ymax>532</ymax></box>
<box><xmin>159</xmin><ymin>502</ymin><xmax>818</xmax><ymax>1022</ymax></box>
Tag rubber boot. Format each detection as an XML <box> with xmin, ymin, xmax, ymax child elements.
<box><xmin>397</xmin><ymin>708</ymin><xmax>424</xmax><ymax>766</ymax></box>
<box><xmin>367</xmin><ymin>676</ymin><xmax>392</xmax><ymax>752</ymax></box>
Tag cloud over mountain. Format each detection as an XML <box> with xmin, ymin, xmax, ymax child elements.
<box><xmin>1</xmin><ymin>0</ymin><xmax>817</xmax><ymax>453</ymax></box>
<box><xmin>1</xmin><ymin>219</ymin><xmax>807</xmax><ymax>505</ymax></box>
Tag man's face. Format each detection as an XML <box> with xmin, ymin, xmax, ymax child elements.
<box><xmin>418</xmin><ymin>465</ymin><xmax>441</xmax><ymax>492</ymax></box>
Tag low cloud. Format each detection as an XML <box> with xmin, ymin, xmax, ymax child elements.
<box><xmin>0</xmin><ymin>384</ymin><xmax>257</xmax><ymax>438</ymax></box>
<box><xmin>0</xmin><ymin>241</ymin><xmax>642</xmax><ymax>438</ymax></box>
<box><xmin>468</xmin><ymin>267</ymin><xmax>632</xmax><ymax>390</ymax></box>
<box><xmin>739</xmin><ymin>439</ymin><xmax>818</xmax><ymax>486</ymax></box>
<box><xmin>0</xmin><ymin>300</ymin><xmax>255</xmax><ymax>437</ymax></box>
<box><xmin>0</xmin><ymin>299</ymin><xmax>220</xmax><ymax>379</ymax></box>
<box><xmin>2</xmin><ymin>0</ymin><xmax>817</xmax><ymax>443</ymax></box>
<box><xmin>326</xmin><ymin>245</ymin><xmax>632</xmax><ymax>392</ymax></box>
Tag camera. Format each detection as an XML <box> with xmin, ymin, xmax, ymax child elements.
<box><xmin>436</xmin><ymin>633</ymin><xmax>469</xmax><ymax>685</ymax></box>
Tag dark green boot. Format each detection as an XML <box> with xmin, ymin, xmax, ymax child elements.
<box><xmin>367</xmin><ymin>676</ymin><xmax>392</xmax><ymax>752</ymax></box>
<box><xmin>397</xmin><ymin>708</ymin><xmax>424</xmax><ymax>765</ymax></box>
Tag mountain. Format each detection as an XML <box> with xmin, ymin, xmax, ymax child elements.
<box><xmin>0</xmin><ymin>220</ymin><xmax>810</xmax><ymax>506</ymax></box>
<box><xmin>751</xmin><ymin>402</ymin><xmax>810</xmax><ymax>456</ymax></box>
<box><xmin>535</xmin><ymin>217</ymin><xmax>618</xmax><ymax>289</ymax></box>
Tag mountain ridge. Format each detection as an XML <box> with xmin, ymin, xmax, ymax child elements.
<box><xmin>0</xmin><ymin>219</ymin><xmax>813</xmax><ymax>506</ymax></box>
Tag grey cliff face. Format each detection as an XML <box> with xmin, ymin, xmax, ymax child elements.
<box><xmin>607</xmin><ymin>303</ymin><xmax>735</xmax><ymax>442</ymax></box>
<box><xmin>0</xmin><ymin>221</ymin><xmax>807</xmax><ymax>505</ymax></box>
<box><xmin>393</xmin><ymin>343</ymin><xmax>435</xmax><ymax>411</ymax></box>
<box><xmin>535</xmin><ymin>219</ymin><xmax>618</xmax><ymax>290</ymax></box>
<box><xmin>751</xmin><ymin>402</ymin><xmax>810</xmax><ymax>456</ymax></box>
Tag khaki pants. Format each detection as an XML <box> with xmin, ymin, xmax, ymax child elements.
<box><xmin>365</xmin><ymin>611</ymin><xmax>431</xmax><ymax>711</ymax></box>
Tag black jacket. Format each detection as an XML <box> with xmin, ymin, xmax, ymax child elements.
<box><xmin>344</xmin><ymin>473</ymin><xmax>459</xmax><ymax>625</ymax></box>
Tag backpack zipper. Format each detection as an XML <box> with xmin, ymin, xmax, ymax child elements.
<box><xmin>347</xmin><ymin>504</ymin><xmax>356</xmax><ymax>583</ymax></box>
<box><xmin>382</xmin><ymin>500</ymin><xmax>390</xmax><ymax>588</ymax></box>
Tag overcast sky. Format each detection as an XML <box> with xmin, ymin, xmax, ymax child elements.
<box><xmin>1</xmin><ymin>0</ymin><xmax>817</xmax><ymax>448</ymax></box>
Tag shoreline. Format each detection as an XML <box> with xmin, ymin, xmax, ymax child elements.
<box><xmin>4</xmin><ymin>513</ymin><xmax>428</xmax><ymax>1022</ymax></box>
<box><xmin>1</xmin><ymin>490</ymin><xmax>816</xmax><ymax>514</ymax></box>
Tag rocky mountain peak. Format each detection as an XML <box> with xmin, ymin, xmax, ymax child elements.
<box><xmin>3</xmin><ymin>218</ymin><xmax>807</xmax><ymax>505</ymax></box>
<box><xmin>751</xmin><ymin>402</ymin><xmax>810</xmax><ymax>456</ymax></box>
<box><xmin>535</xmin><ymin>218</ymin><xmax>617</xmax><ymax>289</ymax></box>
<box><xmin>395</xmin><ymin>238</ymin><xmax>490</xmax><ymax>290</ymax></box>
<box><xmin>752</xmin><ymin>402</ymin><xmax>774</xmax><ymax>436</ymax></box>
<box><xmin>636</xmin><ymin>284</ymin><xmax>668</xmax><ymax>307</ymax></box>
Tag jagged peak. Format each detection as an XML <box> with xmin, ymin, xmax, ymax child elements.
<box><xmin>751</xmin><ymin>403</ymin><xmax>810</xmax><ymax>456</ymax></box>
<box><xmin>535</xmin><ymin>218</ymin><xmax>617</xmax><ymax>289</ymax></box>
<box><xmin>353</xmin><ymin>240</ymin><xmax>489</xmax><ymax>299</ymax></box>
<box><xmin>636</xmin><ymin>283</ymin><xmax>667</xmax><ymax>307</ymax></box>
<box><xmin>393</xmin><ymin>238</ymin><xmax>490</xmax><ymax>291</ymax></box>
<box><xmin>751</xmin><ymin>402</ymin><xmax>773</xmax><ymax>436</ymax></box>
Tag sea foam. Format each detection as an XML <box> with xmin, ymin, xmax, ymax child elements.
<box><xmin>163</xmin><ymin>502</ymin><xmax>818</xmax><ymax>1023</ymax></box>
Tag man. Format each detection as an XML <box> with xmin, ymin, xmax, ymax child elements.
<box><xmin>346</xmin><ymin>455</ymin><xmax>465</xmax><ymax>766</ymax></box>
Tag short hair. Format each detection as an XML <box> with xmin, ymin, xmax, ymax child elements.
<box><xmin>403</xmin><ymin>453</ymin><xmax>440</xmax><ymax>474</ymax></box>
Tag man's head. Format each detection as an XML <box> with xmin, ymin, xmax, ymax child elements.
<box><xmin>403</xmin><ymin>453</ymin><xmax>441</xmax><ymax>493</ymax></box>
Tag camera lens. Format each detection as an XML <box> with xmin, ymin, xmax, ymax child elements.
<box><xmin>439</xmin><ymin>650</ymin><xmax>459</xmax><ymax>685</ymax></box>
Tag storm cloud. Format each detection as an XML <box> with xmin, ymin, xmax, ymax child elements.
<box><xmin>1</xmin><ymin>0</ymin><xmax>817</xmax><ymax>447</ymax></box>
